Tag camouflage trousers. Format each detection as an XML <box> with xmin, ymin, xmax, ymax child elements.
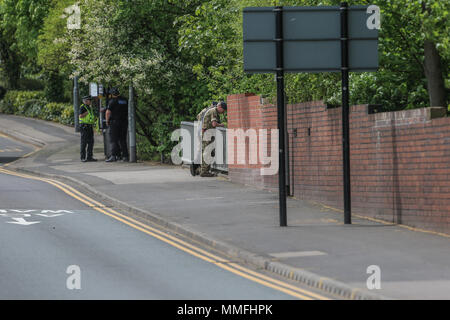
<box><xmin>200</xmin><ymin>140</ymin><xmax>211</xmax><ymax>175</ymax></box>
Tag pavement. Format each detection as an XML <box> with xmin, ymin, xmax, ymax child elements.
<box><xmin>1</xmin><ymin>114</ymin><xmax>450</xmax><ymax>300</ymax></box>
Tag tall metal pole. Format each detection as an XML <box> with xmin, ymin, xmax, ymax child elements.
<box><xmin>73</xmin><ymin>76</ymin><xmax>80</xmax><ymax>133</ymax></box>
<box><xmin>103</xmin><ymin>87</ymin><xmax>110</xmax><ymax>158</ymax></box>
<box><xmin>284</xmin><ymin>96</ymin><xmax>291</xmax><ymax>196</ymax></box>
<box><xmin>340</xmin><ymin>2</ymin><xmax>351</xmax><ymax>224</ymax></box>
<box><xmin>128</xmin><ymin>85</ymin><xmax>137</xmax><ymax>163</ymax></box>
<box><xmin>275</xmin><ymin>6</ymin><xmax>287</xmax><ymax>227</ymax></box>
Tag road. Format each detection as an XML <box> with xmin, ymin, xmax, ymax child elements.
<box><xmin>0</xmin><ymin>132</ymin><xmax>34</xmax><ymax>165</ymax></box>
<box><xmin>0</xmin><ymin>134</ymin><xmax>328</xmax><ymax>300</ymax></box>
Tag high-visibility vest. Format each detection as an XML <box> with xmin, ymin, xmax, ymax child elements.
<box><xmin>79</xmin><ymin>104</ymin><xmax>95</xmax><ymax>125</ymax></box>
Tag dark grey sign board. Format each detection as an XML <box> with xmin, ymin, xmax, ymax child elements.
<box><xmin>243</xmin><ymin>6</ymin><xmax>379</xmax><ymax>73</ymax></box>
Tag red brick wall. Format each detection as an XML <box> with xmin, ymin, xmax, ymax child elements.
<box><xmin>227</xmin><ymin>93</ymin><xmax>450</xmax><ymax>234</ymax></box>
<box><xmin>227</xmin><ymin>94</ymin><xmax>278</xmax><ymax>189</ymax></box>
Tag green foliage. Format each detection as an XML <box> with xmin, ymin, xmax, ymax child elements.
<box><xmin>68</xmin><ymin>0</ymin><xmax>213</xmax><ymax>160</ymax></box>
<box><xmin>0</xmin><ymin>0</ymin><xmax>52</xmax><ymax>86</ymax></box>
<box><xmin>0</xmin><ymin>90</ymin><xmax>46</xmax><ymax>114</ymax></box>
<box><xmin>0</xmin><ymin>96</ymin><xmax>15</xmax><ymax>114</ymax></box>
<box><xmin>59</xmin><ymin>103</ymin><xmax>74</xmax><ymax>125</ymax></box>
<box><xmin>37</xmin><ymin>0</ymin><xmax>73</xmax><ymax>74</ymax></box>
<box><xmin>136</xmin><ymin>134</ymin><xmax>159</xmax><ymax>162</ymax></box>
<box><xmin>41</xmin><ymin>102</ymin><xmax>73</xmax><ymax>124</ymax></box>
<box><xmin>21</xmin><ymin>99</ymin><xmax>47</xmax><ymax>118</ymax></box>
<box><xmin>0</xmin><ymin>0</ymin><xmax>71</xmax><ymax>100</ymax></box>
<box><xmin>36</xmin><ymin>0</ymin><xmax>75</xmax><ymax>103</ymax></box>
<box><xmin>1</xmin><ymin>0</ymin><xmax>51</xmax><ymax>64</ymax></box>
<box><xmin>0</xmin><ymin>89</ymin><xmax>73</xmax><ymax>124</ymax></box>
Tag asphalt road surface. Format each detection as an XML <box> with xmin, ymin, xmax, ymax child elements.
<box><xmin>0</xmin><ymin>134</ymin><xmax>327</xmax><ymax>300</ymax></box>
<box><xmin>0</xmin><ymin>133</ymin><xmax>34</xmax><ymax>165</ymax></box>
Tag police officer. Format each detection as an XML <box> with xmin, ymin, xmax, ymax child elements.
<box><xmin>79</xmin><ymin>95</ymin><xmax>97</xmax><ymax>162</ymax></box>
<box><xmin>105</xmin><ymin>88</ymin><xmax>129</xmax><ymax>162</ymax></box>
<box><xmin>195</xmin><ymin>101</ymin><xmax>227</xmax><ymax>177</ymax></box>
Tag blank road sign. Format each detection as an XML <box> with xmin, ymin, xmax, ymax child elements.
<box><xmin>89</xmin><ymin>82</ymin><xmax>98</xmax><ymax>97</ymax></box>
<box><xmin>243</xmin><ymin>6</ymin><xmax>379</xmax><ymax>73</ymax></box>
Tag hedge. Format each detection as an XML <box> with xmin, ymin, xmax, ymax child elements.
<box><xmin>0</xmin><ymin>90</ymin><xmax>74</xmax><ymax>126</ymax></box>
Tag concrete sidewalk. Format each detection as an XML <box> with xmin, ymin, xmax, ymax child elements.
<box><xmin>1</xmin><ymin>114</ymin><xmax>450</xmax><ymax>300</ymax></box>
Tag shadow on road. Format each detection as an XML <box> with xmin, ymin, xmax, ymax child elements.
<box><xmin>0</xmin><ymin>157</ymin><xmax>20</xmax><ymax>164</ymax></box>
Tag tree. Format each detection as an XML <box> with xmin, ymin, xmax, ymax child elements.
<box><xmin>178</xmin><ymin>0</ymin><xmax>449</xmax><ymax>110</ymax></box>
<box><xmin>0</xmin><ymin>0</ymin><xmax>51</xmax><ymax>88</ymax></box>
<box><xmin>68</xmin><ymin>0</ymin><xmax>211</xmax><ymax>159</ymax></box>
<box><xmin>420</xmin><ymin>1</ymin><xmax>448</xmax><ymax>107</ymax></box>
<box><xmin>0</xmin><ymin>0</ymin><xmax>22</xmax><ymax>88</ymax></box>
<box><xmin>37</xmin><ymin>0</ymin><xmax>74</xmax><ymax>102</ymax></box>
<box><xmin>38</xmin><ymin>0</ymin><xmax>73</xmax><ymax>74</ymax></box>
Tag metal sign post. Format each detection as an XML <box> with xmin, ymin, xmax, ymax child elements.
<box><xmin>340</xmin><ymin>3</ymin><xmax>351</xmax><ymax>224</ymax></box>
<box><xmin>243</xmin><ymin>3</ymin><xmax>379</xmax><ymax>226</ymax></box>
<box><xmin>128</xmin><ymin>85</ymin><xmax>137</xmax><ymax>163</ymax></box>
<box><xmin>104</xmin><ymin>87</ymin><xmax>111</xmax><ymax>158</ymax></box>
<box><xmin>73</xmin><ymin>76</ymin><xmax>80</xmax><ymax>133</ymax></box>
<box><xmin>275</xmin><ymin>6</ymin><xmax>287</xmax><ymax>227</ymax></box>
<box><xmin>98</xmin><ymin>84</ymin><xmax>104</xmax><ymax>98</ymax></box>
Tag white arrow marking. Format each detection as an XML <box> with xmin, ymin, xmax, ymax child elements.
<box><xmin>6</xmin><ymin>218</ymin><xmax>41</xmax><ymax>226</ymax></box>
<box><xmin>35</xmin><ymin>213</ymin><xmax>64</xmax><ymax>218</ymax></box>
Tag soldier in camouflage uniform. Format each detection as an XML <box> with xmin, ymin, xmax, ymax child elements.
<box><xmin>196</xmin><ymin>101</ymin><xmax>227</xmax><ymax>177</ymax></box>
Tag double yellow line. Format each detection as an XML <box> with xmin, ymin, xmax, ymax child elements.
<box><xmin>0</xmin><ymin>166</ymin><xmax>330</xmax><ymax>300</ymax></box>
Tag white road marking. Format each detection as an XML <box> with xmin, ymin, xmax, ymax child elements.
<box><xmin>6</xmin><ymin>217</ymin><xmax>40</xmax><ymax>226</ymax></box>
<box><xmin>0</xmin><ymin>209</ymin><xmax>76</xmax><ymax>226</ymax></box>
<box><xmin>35</xmin><ymin>213</ymin><xmax>65</xmax><ymax>218</ymax></box>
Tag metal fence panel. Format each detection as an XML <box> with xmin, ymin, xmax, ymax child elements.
<box><xmin>180</xmin><ymin>121</ymin><xmax>195</xmax><ymax>164</ymax></box>
<box><xmin>180</xmin><ymin>122</ymin><xmax>228</xmax><ymax>173</ymax></box>
<box><xmin>212</xmin><ymin>127</ymin><xmax>228</xmax><ymax>172</ymax></box>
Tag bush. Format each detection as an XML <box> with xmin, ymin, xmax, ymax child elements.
<box><xmin>0</xmin><ymin>90</ymin><xmax>73</xmax><ymax>126</ymax></box>
<box><xmin>41</xmin><ymin>102</ymin><xmax>63</xmax><ymax>121</ymax></box>
<box><xmin>136</xmin><ymin>134</ymin><xmax>156</xmax><ymax>161</ymax></box>
<box><xmin>19</xmin><ymin>99</ymin><xmax>47</xmax><ymax>118</ymax></box>
<box><xmin>42</xmin><ymin>102</ymin><xmax>74</xmax><ymax>125</ymax></box>
<box><xmin>0</xmin><ymin>90</ymin><xmax>46</xmax><ymax>114</ymax></box>
<box><xmin>60</xmin><ymin>104</ymin><xmax>74</xmax><ymax>126</ymax></box>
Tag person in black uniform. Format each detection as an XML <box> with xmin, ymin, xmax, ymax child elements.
<box><xmin>79</xmin><ymin>95</ymin><xmax>97</xmax><ymax>162</ymax></box>
<box><xmin>105</xmin><ymin>88</ymin><xmax>129</xmax><ymax>162</ymax></box>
